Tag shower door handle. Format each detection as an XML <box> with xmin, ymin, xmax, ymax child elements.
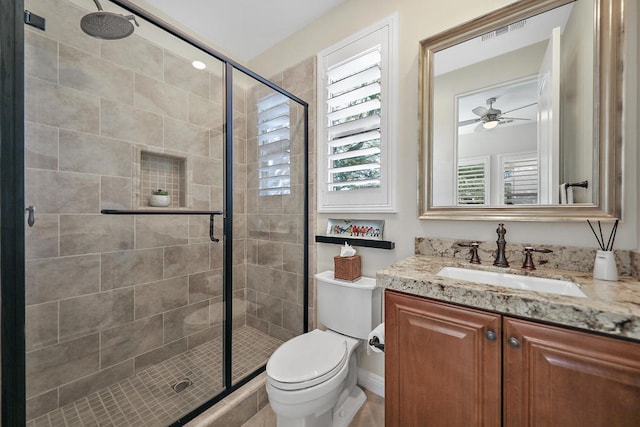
<box><xmin>25</xmin><ymin>205</ymin><xmax>36</xmax><ymax>227</ymax></box>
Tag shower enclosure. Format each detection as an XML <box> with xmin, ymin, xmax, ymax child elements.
<box><xmin>1</xmin><ymin>0</ymin><xmax>308</xmax><ymax>425</ymax></box>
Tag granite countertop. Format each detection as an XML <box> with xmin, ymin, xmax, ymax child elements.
<box><xmin>377</xmin><ymin>255</ymin><xmax>640</xmax><ymax>341</ymax></box>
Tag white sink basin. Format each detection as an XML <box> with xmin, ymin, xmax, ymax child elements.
<box><xmin>436</xmin><ymin>266</ymin><xmax>587</xmax><ymax>298</ymax></box>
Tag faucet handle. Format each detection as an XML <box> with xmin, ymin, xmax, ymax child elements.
<box><xmin>458</xmin><ymin>242</ymin><xmax>481</xmax><ymax>264</ymax></box>
<box><xmin>522</xmin><ymin>247</ymin><xmax>553</xmax><ymax>270</ymax></box>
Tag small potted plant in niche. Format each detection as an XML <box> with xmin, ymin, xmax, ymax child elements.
<box><xmin>150</xmin><ymin>189</ymin><xmax>170</xmax><ymax>207</ymax></box>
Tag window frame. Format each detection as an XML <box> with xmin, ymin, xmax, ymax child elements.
<box><xmin>317</xmin><ymin>15</ymin><xmax>398</xmax><ymax>213</ymax></box>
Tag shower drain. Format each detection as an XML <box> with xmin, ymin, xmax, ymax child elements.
<box><xmin>171</xmin><ymin>378</ymin><xmax>193</xmax><ymax>393</ymax></box>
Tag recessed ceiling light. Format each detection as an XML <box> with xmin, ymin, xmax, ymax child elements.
<box><xmin>192</xmin><ymin>60</ymin><xmax>206</xmax><ymax>70</ymax></box>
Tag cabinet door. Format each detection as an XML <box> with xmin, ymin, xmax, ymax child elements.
<box><xmin>385</xmin><ymin>290</ymin><xmax>501</xmax><ymax>427</ymax></box>
<box><xmin>504</xmin><ymin>318</ymin><xmax>640</xmax><ymax>426</ymax></box>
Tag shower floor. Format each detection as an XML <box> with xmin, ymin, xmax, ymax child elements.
<box><xmin>27</xmin><ymin>325</ymin><xmax>284</xmax><ymax>427</ymax></box>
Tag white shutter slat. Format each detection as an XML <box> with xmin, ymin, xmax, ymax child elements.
<box><xmin>258</xmin><ymin>92</ymin><xmax>290</xmax><ymax>196</ymax></box>
<box><xmin>327</xmin><ymin>66</ymin><xmax>381</xmax><ymax>96</ymax></box>
<box><xmin>327</xmin><ymin>98</ymin><xmax>381</xmax><ymax>123</ymax></box>
<box><xmin>328</xmin><ymin>147</ymin><xmax>380</xmax><ymax>161</ymax></box>
<box><xmin>327</xmin><ymin>82</ymin><xmax>381</xmax><ymax>112</ymax></box>
<box><xmin>328</xmin><ymin>115</ymin><xmax>380</xmax><ymax>140</ymax></box>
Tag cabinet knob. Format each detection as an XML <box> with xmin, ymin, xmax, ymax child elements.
<box><xmin>507</xmin><ymin>337</ymin><xmax>521</xmax><ymax>349</ymax></box>
<box><xmin>485</xmin><ymin>330</ymin><xmax>497</xmax><ymax>341</ymax></box>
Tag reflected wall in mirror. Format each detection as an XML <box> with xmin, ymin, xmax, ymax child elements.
<box><xmin>419</xmin><ymin>0</ymin><xmax>623</xmax><ymax>221</ymax></box>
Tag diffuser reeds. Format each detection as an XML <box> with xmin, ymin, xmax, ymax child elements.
<box><xmin>587</xmin><ymin>219</ymin><xmax>618</xmax><ymax>251</ymax></box>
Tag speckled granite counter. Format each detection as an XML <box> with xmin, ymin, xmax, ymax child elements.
<box><xmin>377</xmin><ymin>255</ymin><xmax>640</xmax><ymax>341</ymax></box>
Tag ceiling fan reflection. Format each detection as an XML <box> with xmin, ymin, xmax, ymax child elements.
<box><xmin>458</xmin><ymin>97</ymin><xmax>537</xmax><ymax>131</ymax></box>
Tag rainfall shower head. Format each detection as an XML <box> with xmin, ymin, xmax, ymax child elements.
<box><xmin>81</xmin><ymin>0</ymin><xmax>139</xmax><ymax>40</ymax></box>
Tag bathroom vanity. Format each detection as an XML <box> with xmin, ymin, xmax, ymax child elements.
<box><xmin>379</xmin><ymin>256</ymin><xmax>640</xmax><ymax>427</ymax></box>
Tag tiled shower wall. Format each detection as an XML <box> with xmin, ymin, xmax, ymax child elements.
<box><xmin>244</xmin><ymin>57</ymin><xmax>317</xmax><ymax>341</ymax></box>
<box><xmin>23</xmin><ymin>0</ymin><xmax>230</xmax><ymax>419</ymax></box>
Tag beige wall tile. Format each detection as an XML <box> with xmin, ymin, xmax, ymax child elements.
<box><xmin>59</xmin><ymin>44</ymin><xmax>134</xmax><ymax>104</ymax></box>
<box><xmin>25</xmin><ymin>214</ymin><xmax>59</xmax><ymax>260</ymax></box>
<box><xmin>26</xmin><ymin>334</ymin><xmax>99</xmax><ymax>398</ymax></box>
<box><xmin>100</xmin><ymin>34</ymin><xmax>163</xmax><ymax>80</ymax></box>
<box><xmin>269</xmin><ymin>215</ymin><xmax>298</xmax><ymax>243</ymax></box>
<box><xmin>257</xmin><ymin>241</ymin><xmax>283</xmax><ymax>269</ymax></box>
<box><xmin>189</xmin><ymin>93</ymin><xmax>222</xmax><ymax>129</ymax></box>
<box><xmin>164</xmin><ymin>51</ymin><xmax>209</xmax><ymax>96</ymax></box>
<box><xmin>25</xmin><ymin>30</ymin><xmax>58</xmax><ymax>84</ymax></box>
<box><xmin>282</xmin><ymin>243</ymin><xmax>304</xmax><ymax>275</ymax></box>
<box><xmin>135</xmin><ymin>73</ymin><xmax>188</xmax><ymax>121</ymax></box>
<box><xmin>269</xmin><ymin>270</ymin><xmax>298</xmax><ymax>303</ymax></box>
<box><xmin>26</xmin><ymin>302</ymin><xmax>58</xmax><ymax>352</ymax></box>
<box><xmin>189</xmin><ymin>270</ymin><xmax>223</xmax><ymax>303</ymax></box>
<box><xmin>59</xmin><ymin>288</ymin><xmax>134</xmax><ymax>340</ymax></box>
<box><xmin>164</xmin><ymin>244</ymin><xmax>210</xmax><ymax>278</ymax></box>
<box><xmin>100</xmin><ymin>98</ymin><xmax>163</xmax><ymax>147</ymax></box>
<box><xmin>60</xmin><ymin>214</ymin><xmax>134</xmax><ymax>256</ymax></box>
<box><xmin>191</xmin><ymin>156</ymin><xmax>216</xmax><ymax>186</ymax></box>
<box><xmin>163</xmin><ymin>300</ymin><xmax>209</xmax><ymax>343</ymax></box>
<box><xmin>246</xmin><ymin>265</ymin><xmax>270</xmax><ymax>294</ymax></box>
<box><xmin>247</xmin><ymin>314</ymin><xmax>269</xmax><ymax>335</ymax></box>
<box><xmin>233</xmin><ymin>264</ymin><xmax>247</xmax><ymax>292</ymax></box>
<box><xmin>58</xmin><ymin>360</ymin><xmax>133</xmax><ymax>407</ymax></box>
<box><xmin>191</xmin><ymin>184</ymin><xmax>211</xmax><ymax>210</ymax></box>
<box><xmin>134</xmin><ymin>338</ymin><xmax>187</xmax><ymax>372</ymax></box>
<box><xmin>187</xmin><ymin>326</ymin><xmax>222</xmax><ymax>350</ymax></box>
<box><xmin>100</xmin><ymin>315</ymin><xmax>163</xmax><ymax>368</ymax></box>
<box><xmin>164</xmin><ymin>117</ymin><xmax>209</xmax><ymax>156</ymax></box>
<box><xmin>283</xmin><ymin>301</ymin><xmax>304</xmax><ymax>335</ymax></box>
<box><xmin>134</xmin><ymin>276</ymin><xmax>188</xmax><ymax>319</ymax></box>
<box><xmin>25</xmin><ymin>77</ymin><xmax>99</xmax><ymax>134</ymax></box>
<box><xmin>282</xmin><ymin>57</ymin><xmax>315</xmax><ymax>98</ymax></box>
<box><xmin>101</xmin><ymin>176</ymin><xmax>133</xmax><ymax>210</ymax></box>
<box><xmin>209</xmin><ymin>129</ymin><xmax>224</xmax><ymax>160</ymax></box>
<box><xmin>268</xmin><ymin>324</ymin><xmax>295</xmax><ymax>342</ymax></box>
<box><xmin>26</xmin><ymin>255</ymin><xmax>100</xmax><ymax>305</ymax></box>
<box><xmin>256</xmin><ymin>294</ymin><xmax>283</xmax><ymax>326</ymax></box>
<box><xmin>135</xmin><ymin>215</ymin><xmax>188</xmax><ymax>249</ymax></box>
<box><xmin>26</xmin><ymin>389</ymin><xmax>58</xmax><ymax>421</ymax></box>
<box><xmin>210</xmin><ymin>242</ymin><xmax>223</xmax><ymax>270</ymax></box>
<box><xmin>101</xmin><ymin>248</ymin><xmax>163</xmax><ymax>291</ymax></box>
<box><xmin>210</xmin><ymin>73</ymin><xmax>224</xmax><ymax>102</ymax></box>
<box><xmin>59</xmin><ymin>129</ymin><xmax>132</xmax><ymax>177</ymax></box>
<box><xmin>26</xmin><ymin>169</ymin><xmax>99</xmax><ymax>214</ymax></box>
<box><xmin>26</xmin><ymin>122</ymin><xmax>58</xmax><ymax>170</ymax></box>
<box><xmin>247</xmin><ymin>216</ymin><xmax>269</xmax><ymax>240</ymax></box>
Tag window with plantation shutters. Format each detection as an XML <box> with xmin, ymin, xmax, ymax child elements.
<box><xmin>317</xmin><ymin>15</ymin><xmax>397</xmax><ymax>212</ymax></box>
<box><xmin>257</xmin><ymin>92</ymin><xmax>290</xmax><ymax>196</ymax></box>
<box><xmin>501</xmin><ymin>154</ymin><xmax>539</xmax><ymax>205</ymax></box>
<box><xmin>457</xmin><ymin>157</ymin><xmax>489</xmax><ymax>205</ymax></box>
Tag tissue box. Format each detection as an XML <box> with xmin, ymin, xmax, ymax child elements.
<box><xmin>334</xmin><ymin>255</ymin><xmax>361</xmax><ymax>281</ymax></box>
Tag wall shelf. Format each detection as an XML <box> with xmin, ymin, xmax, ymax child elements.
<box><xmin>315</xmin><ymin>235</ymin><xmax>395</xmax><ymax>250</ymax></box>
<box><xmin>101</xmin><ymin>209</ymin><xmax>224</xmax><ymax>242</ymax></box>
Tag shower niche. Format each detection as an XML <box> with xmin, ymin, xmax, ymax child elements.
<box><xmin>136</xmin><ymin>150</ymin><xmax>187</xmax><ymax>208</ymax></box>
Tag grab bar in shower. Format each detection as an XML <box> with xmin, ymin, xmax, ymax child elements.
<box><xmin>101</xmin><ymin>209</ymin><xmax>224</xmax><ymax>242</ymax></box>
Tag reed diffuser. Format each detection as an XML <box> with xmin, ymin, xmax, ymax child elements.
<box><xmin>587</xmin><ymin>219</ymin><xmax>619</xmax><ymax>281</ymax></box>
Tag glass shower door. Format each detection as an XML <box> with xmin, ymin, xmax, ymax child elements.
<box><xmin>23</xmin><ymin>0</ymin><xmax>226</xmax><ymax>424</ymax></box>
<box><xmin>229</xmin><ymin>69</ymin><xmax>308</xmax><ymax>385</ymax></box>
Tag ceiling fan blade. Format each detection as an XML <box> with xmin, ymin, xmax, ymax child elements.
<box><xmin>501</xmin><ymin>102</ymin><xmax>537</xmax><ymax>115</ymax></box>
<box><xmin>471</xmin><ymin>106</ymin><xmax>488</xmax><ymax>116</ymax></box>
<box><xmin>500</xmin><ymin>116</ymin><xmax>530</xmax><ymax>121</ymax></box>
<box><xmin>458</xmin><ymin>118</ymin><xmax>481</xmax><ymax>126</ymax></box>
<box><xmin>474</xmin><ymin>123</ymin><xmax>485</xmax><ymax>132</ymax></box>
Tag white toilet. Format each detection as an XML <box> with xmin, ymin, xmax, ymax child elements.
<box><xmin>266</xmin><ymin>270</ymin><xmax>382</xmax><ymax>427</ymax></box>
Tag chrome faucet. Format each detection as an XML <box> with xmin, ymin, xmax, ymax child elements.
<box><xmin>493</xmin><ymin>223</ymin><xmax>509</xmax><ymax>267</ymax></box>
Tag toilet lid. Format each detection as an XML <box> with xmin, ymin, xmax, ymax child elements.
<box><xmin>267</xmin><ymin>330</ymin><xmax>348</xmax><ymax>390</ymax></box>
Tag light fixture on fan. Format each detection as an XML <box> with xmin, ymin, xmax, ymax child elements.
<box><xmin>483</xmin><ymin>119</ymin><xmax>499</xmax><ymax>129</ymax></box>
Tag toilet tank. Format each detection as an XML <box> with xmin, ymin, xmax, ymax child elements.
<box><xmin>315</xmin><ymin>270</ymin><xmax>382</xmax><ymax>339</ymax></box>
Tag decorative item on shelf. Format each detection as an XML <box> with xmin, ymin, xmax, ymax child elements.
<box><xmin>327</xmin><ymin>218</ymin><xmax>384</xmax><ymax>241</ymax></box>
<box><xmin>334</xmin><ymin>242</ymin><xmax>361</xmax><ymax>281</ymax></box>
<box><xmin>587</xmin><ymin>219</ymin><xmax>619</xmax><ymax>281</ymax></box>
<box><xmin>149</xmin><ymin>189</ymin><xmax>170</xmax><ymax>207</ymax></box>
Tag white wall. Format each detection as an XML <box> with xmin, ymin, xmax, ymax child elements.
<box><xmin>250</xmin><ymin>0</ymin><xmax>639</xmax><ymax>379</ymax></box>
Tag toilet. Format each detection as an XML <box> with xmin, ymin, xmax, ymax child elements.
<box><xmin>266</xmin><ymin>270</ymin><xmax>382</xmax><ymax>427</ymax></box>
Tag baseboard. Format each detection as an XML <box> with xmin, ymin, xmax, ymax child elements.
<box><xmin>357</xmin><ymin>368</ymin><xmax>384</xmax><ymax>398</ymax></box>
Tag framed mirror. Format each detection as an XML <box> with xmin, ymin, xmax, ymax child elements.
<box><xmin>418</xmin><ymin>0</ymin><xmax>623</xmax><ymax>221</ymax></box>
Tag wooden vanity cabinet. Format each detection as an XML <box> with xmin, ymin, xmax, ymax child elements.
<box><xmin>385</xmin><ymin>290</ymin><xmax>640</xmax><ymax>427</ymax></box>
<box><xmin>503</xmin><ymin>317</ymin><xmax>640</xmax><ymax>427</ymax></box>
<box><xmin>385</xmin><ymin>290</ymin><xmax>501</xmax><ymax>427</ymax></box>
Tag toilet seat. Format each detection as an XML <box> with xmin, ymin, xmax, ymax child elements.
<box><xmin>267</xmin><ymin>330</ymin><xmax>348</xmax><ymax>391</ymax></box>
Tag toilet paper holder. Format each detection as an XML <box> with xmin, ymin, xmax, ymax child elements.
<box><xmin>368</xmin><ymin>336</ymin><xmax>384</xmax><ymax>352</ymax></box>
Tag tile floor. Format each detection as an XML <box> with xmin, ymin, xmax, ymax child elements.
<box><xmin>27</xmin><ymin>326</ymin><xmax>283</xmax><ymax>427</ymax></box>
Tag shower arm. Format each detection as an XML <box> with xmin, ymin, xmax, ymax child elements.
<box><xmin>93</xmin><ymin>0</ymin><xmax>103</xmax><ymax>11</ymax></box>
